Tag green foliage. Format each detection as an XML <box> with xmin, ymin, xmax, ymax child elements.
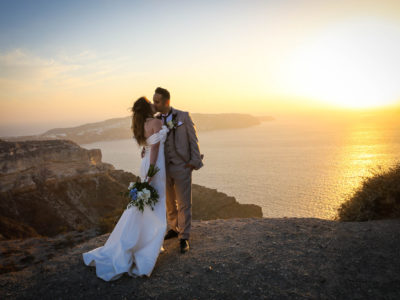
<box><xmin>335</xmin><ymin>161</ymin><xmax>400</xmax><ymax>221</ymax></box>
<box><xmin>146</xmin><ymin>164</ymin><xmax>160</xmax><ymax>178</ymax></box>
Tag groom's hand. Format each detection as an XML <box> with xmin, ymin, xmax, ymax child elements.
<box><xmin>184</xmin><ymin>163</ymin><xmax>195</xmax><ymax>170</ymax></box>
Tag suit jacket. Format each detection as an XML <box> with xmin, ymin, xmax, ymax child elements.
<box><xmin>158</xmin><ymin>107</ymin><xmax>204</xmax><ymax>170</ymax></box>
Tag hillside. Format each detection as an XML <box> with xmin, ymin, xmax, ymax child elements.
<box><xmin>1</xmin><ymin>217</ymin><xmax>399</xmax><ymax>299</ymax></box>
<box><xmin>1</xmin><ymin>113</ymin><xmax>272</xmax><ymax>145</ymax></box>
<box><xmin>0</xmin><ymin>139</ymin><xmax>262</xmax><ymax>240</ymax></box>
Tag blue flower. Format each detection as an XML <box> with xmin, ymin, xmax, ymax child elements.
<box><xmin>129</xmin><ymin>188</ymin><xmax>137</xmax><ymax>200</ymax></box>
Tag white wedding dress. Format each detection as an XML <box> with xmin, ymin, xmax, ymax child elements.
<box><xmin>82</xmin><ymin>125</ymin><xmax>169</xmax><ymax>281</ymax></box>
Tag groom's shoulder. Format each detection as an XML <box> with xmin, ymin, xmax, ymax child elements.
<box><xmin>173</xmin><ymin>108</ymin><xmax>189</xmax><ymax>117</ymax></box>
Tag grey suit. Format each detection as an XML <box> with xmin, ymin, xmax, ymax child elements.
<box><xmin>161</xmin><ymin>107</ymin><xmax>203</xmax><ymax>239</ymax></box>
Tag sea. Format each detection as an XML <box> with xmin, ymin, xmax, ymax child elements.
<box><xmin>81</xmin><ymin>117</ymin><xmax>400</xmax><ymax>220</ymax></box>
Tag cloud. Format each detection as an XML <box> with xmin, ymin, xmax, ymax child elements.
<box><xmin>0</xmin><ymin>48</ymin><xmax>134</xmax><ymax>95</ymax></box>
<box><xmin>0</xmin><ymin>48</ymin><xmax>82</xmax><ymax>94</ymax></box>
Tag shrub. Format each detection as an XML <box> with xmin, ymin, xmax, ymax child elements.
<box><xmin>335</xmin><ymin>162</ymin><xmax>400</xmax><ymax>221</ymax></box>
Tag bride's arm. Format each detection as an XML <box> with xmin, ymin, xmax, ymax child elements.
<box><xmin>147</xmin><ymin>119</ymin><xmax>163</xmax><ymax>182</ymax></box>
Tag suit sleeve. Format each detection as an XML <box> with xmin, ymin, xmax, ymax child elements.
<box><xmin>185</xmin><ymin>111</ymin><xmax>203</xmax><ymax>170</ymax></box>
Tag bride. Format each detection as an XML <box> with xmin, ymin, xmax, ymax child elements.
<box><xmin>82</xmin><ymin>96</ymin><xmax>169</xmax><ymax>281</ymax></box>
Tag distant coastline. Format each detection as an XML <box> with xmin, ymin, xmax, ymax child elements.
<box><xmin>257</xmin><ymin>115</ymin><xmax>275</xmax><ymax>122</ymax></box>
<box><xmin>1</xmin><ymin>113</ymin><xmax>274</xmax><ymax>145</ymax></box>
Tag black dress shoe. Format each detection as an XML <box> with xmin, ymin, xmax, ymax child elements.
<box><xmin>180</xmin><ymin>238</ymin><xmax>190</xmax><ymax>253</ymax></box>
<box><xmin>164</xmin><ymin>229</ymin><xmax>178</xmax><ymax>240</ymax></box>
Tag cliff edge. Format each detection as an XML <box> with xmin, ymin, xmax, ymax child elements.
<box><xmin>0</xmin><ymin>139</ymin><xmax>262</xmax><ymax>240</ymax></box>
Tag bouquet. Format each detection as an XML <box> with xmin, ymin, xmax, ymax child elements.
<box><xmin>121</xmin><ymin>164</ymin><xmax>160</xmax><ymax>212</ymax></box>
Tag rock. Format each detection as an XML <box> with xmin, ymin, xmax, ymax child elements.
<box><xmin>0</xmin><ymin>139</ymin><xmax>114</xmax><ymax>193</ymax></box>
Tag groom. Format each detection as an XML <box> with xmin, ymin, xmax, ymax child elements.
<box><xmin>151</xmin><ymin>87</ymin><xmax>204</xmax><ymax>254</ymax></box>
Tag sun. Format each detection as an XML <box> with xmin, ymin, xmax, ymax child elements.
<box><xmin>280</xmin><ymin>16</ymin><xmax>400</xmax><ymax>109</ymax></box>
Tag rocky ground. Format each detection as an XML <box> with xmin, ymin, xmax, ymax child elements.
<box><xmin>1</xmin><ymin>217</ymin><xmax>400</xmax><ymax>299</ymax></box>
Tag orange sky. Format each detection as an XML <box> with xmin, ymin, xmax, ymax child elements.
<box><xmin>1</xmin><ymin>0</ymin><xmax>400</xmax><ymax>135</ymax></box>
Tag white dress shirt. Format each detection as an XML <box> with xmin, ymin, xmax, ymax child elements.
<box><xmin>161</xmin><ymin>110</ymin><xmax>172</xmax><ymax>125</ymax></box>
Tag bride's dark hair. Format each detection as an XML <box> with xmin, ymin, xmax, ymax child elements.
<box><xmin>131</xmin><ymin>96</ymin><xmax>153</xmax><ymax>146</ymax></box>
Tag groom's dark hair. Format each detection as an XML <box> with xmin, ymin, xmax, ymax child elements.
<box><xmin>155</xmin><ymin>87</ymin><xmax>170</xmax><ymax>101</ymax></box>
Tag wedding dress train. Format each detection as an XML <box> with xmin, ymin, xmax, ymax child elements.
<box><xmin>82</xmin><ymin>125</ymin><xmax>169</xmax><ymax>281</ymax></box>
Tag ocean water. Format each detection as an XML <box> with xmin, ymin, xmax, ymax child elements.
<box><xmin>81</xmin><ymin>118</ymin><xmax>400</xmax><ymax>220</ymax></box>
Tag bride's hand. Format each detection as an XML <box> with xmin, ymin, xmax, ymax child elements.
<box><xmin>141</xmin><ymin>147</ymin><xmax>145</xmax><ymax>158</ymax></box>
<box><xmin>147</xmin><ymin>176</ymin><xmax>153</xmax><ymax>183</ymax></box>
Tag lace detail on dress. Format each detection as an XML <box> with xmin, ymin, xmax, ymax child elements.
<box><xmin>146</xmin><ymin>125</ymin><xmax>169</xmax><ymax>145</ymax></box>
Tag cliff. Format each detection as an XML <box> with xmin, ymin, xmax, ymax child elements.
<box><xmin>0</xmin><ymin>139</ymin><xmax>113</xmax><ymax>193</ymax></box>
<box><xmin>1</xmin><ymin>113</ymin><xmax>271</xmax><ymax>145</ymax></box>
<box><xmin>0</xmin><ymin>139</ymin><xmax>262</xmax><ymax>240</ymax></box>
<box><xmin>0</xmin><ymin>217</ymin><xmax>399</xmax><ymax>299</ymax></box>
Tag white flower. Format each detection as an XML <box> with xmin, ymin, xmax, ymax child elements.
<box><xmin>142</xmin><ymin>188</ymin><xmax>151</xmax><ymax>200</ymax></box>
<box><xmin>137</xmin><ymin>191</ymin><xmax>144</xmax><ymax>200</ymax></box>
<box><xmin>128</xmin><ymin>182</ymin><xmax>135</xmax><ymax>190</ymax></box>
<box><xmin>166</xmin><ymin>120</ymin><xmax>174</xmax><ymax>129</ymax></box>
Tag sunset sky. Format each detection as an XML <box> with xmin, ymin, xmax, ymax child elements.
<box><xmin>1</xmin><ymin>0</ymin><xmax>400</xmax><ymax>136</ymax></box>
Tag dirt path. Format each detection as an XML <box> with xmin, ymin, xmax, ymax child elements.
<box><xmin>1</xmin><ymin>217</ymin><xmax>400</xmax><ymax>299</ymax></box>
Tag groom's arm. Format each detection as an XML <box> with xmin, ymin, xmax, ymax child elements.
<box><xmin>185</xmin><ymin>111</ymin><xmax>203</xmax><ymax>170</ymax></box>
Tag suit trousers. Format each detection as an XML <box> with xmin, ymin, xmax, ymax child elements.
<box><xmin>165</xmin><ymin>161</ymin><xmax>192</xmax><ymax>240</ymax></box>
